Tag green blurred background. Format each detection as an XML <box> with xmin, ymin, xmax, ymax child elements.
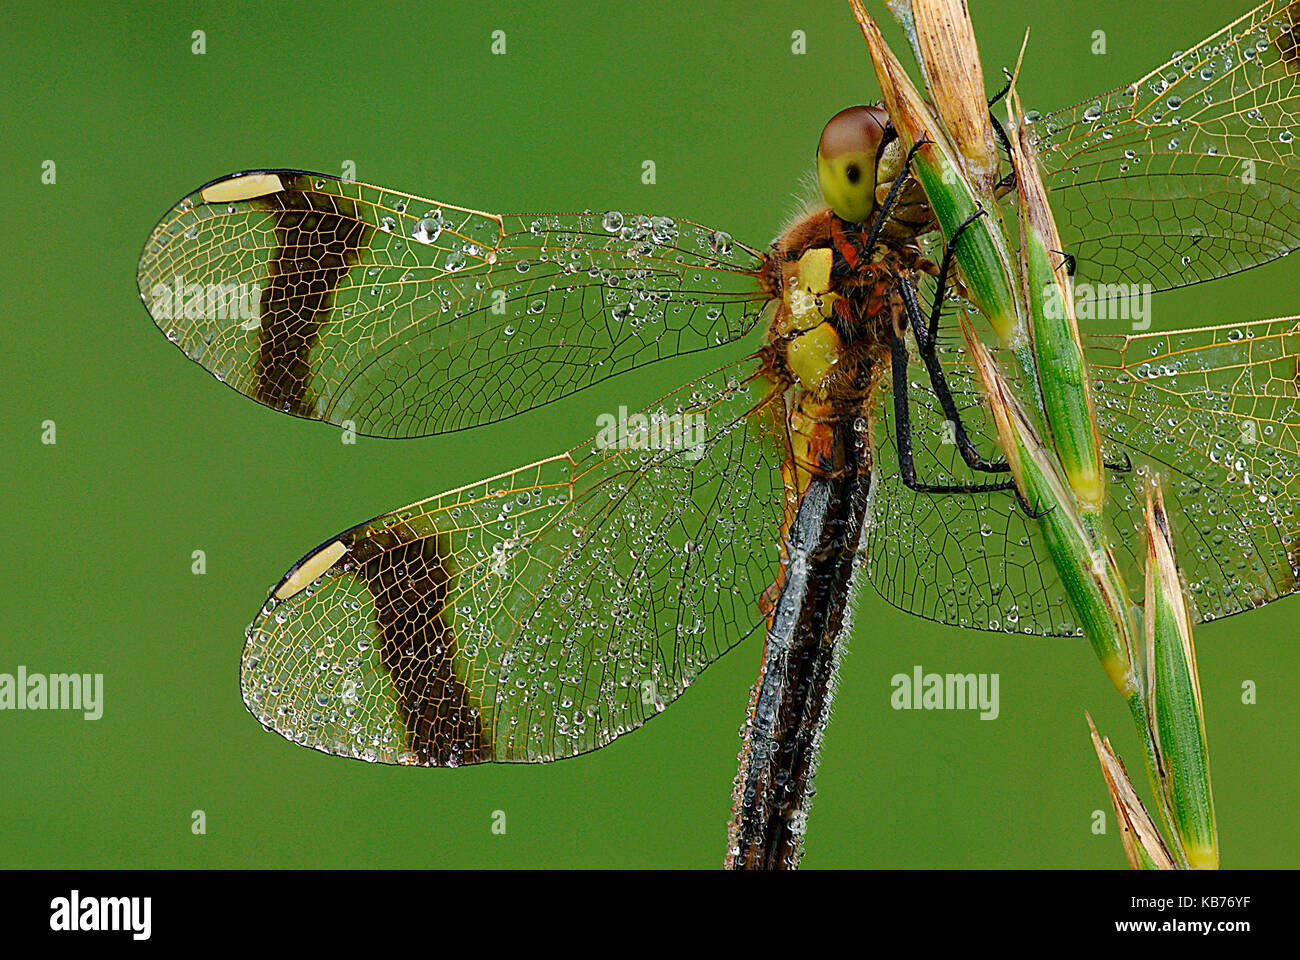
<box><xmin>1</xmin><ymin>0</ymin><xmax>1295</xmax><ymax>869</ymax></box>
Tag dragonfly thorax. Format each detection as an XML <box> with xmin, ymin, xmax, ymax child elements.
<box><xmin>761</xmin><ymin>207</ymin><xmax>934</xmax><ymax>405</ymax></box>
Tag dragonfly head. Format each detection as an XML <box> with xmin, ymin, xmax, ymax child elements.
<box><xmin>816</xmin><ymin>105</ymin><xmax>892</xmax><ymax>224</ymax></box>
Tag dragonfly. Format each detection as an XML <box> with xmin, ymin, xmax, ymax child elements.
<box><xmin>137</xmin><ymin>0</ymin><xmax>1300</xmax><ymax>868</ymax></box>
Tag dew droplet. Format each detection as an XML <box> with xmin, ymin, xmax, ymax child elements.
<box><xmin>412</xmin><ymin>217</ymin><xmax>443</xmax><ymax>244</ymax></box>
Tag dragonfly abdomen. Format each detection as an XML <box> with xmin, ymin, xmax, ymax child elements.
<box><xmin>727</xmin><ymin>415</ymin><xmax>872</xmax><ymax>870</ymax></box>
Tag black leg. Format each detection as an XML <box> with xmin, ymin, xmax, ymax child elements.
<box><xmin>988</xmin><ymin>90</ymin><xmax>1012</xmax><ymax>159</ymax></box>
<box><xmin>988</xmin><ymin>75</ymin><xmax>1011</xmax><ymax>109</ymax></box>
<box><xmin>989</xmin><ymin>113</ymin><xmax>1012</xmax><ymax>159</ymax></box>
<box><xmin>893</xmin><ymin>210</ymin><xmax>1010</xmax><ymax>476</ymax></box>
<box><xmin>921</xmin><ymin>206</ymin><xmax>985</xmax><ymax>344</ymax></box>
<box><xmin>896</xmin><ymin>281</ymin><xmax>1010</xmax><ymax>476</ymax></box>
<box><xmin>892</xmin><ymin>322</ymin><xmax>1050</xmax><ymax>518</ymax></box>
<box><xmin>862</xmin><ymin>138</ymin><xmax>930</xmax><ymax>252</ymax></box>
<box><xmin>891</xmin><ymin>327</ymin><xmax>1014</xmax><ymax>496</ymax></box>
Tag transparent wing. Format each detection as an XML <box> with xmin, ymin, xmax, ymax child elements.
<box><xmin>1029</xmin><ymin>0</ymin><xmax>1300</xmax><ymax>300</ymax></box>
<box><xmin>138</xmin><ymin>170</ymin><xmax>772</xmax><ymax>437</ymax></box>
<box><xmin>1088</xmin><ymin>317</ymin><xmax>1300</xmax><ymax>622</ymax></box>
<box><xmin>240</xmin><ymin>360</ymin><xmax>791</xmax><ymax>764</ymax></box>
<box><xmin>864</xmin><ymin>318</ymin><xmax>1300</xmax><ymax>635</ymax></box>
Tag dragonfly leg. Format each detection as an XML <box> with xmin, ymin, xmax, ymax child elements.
<box><xmin>862</xmin><ymin>137</ymin><xmax>930</xmax><ymax>252</ymax></box>
<box><xmin>988</xmin><ymin>75</ymin><xmax>1012</xmax><ymax>157</ymax></box>
<box><xmin>921</xmin><ymin>206</ymin><xmax>986</xmax><ymax>345</ymax></box>
<box><xmin>987</xmin><ymin>72</ymin><xmax>1023</xmax><ymax>198</ymax></box>
<box><xmin>990</xmin><ymin>114</ymin><xmax>1012</xmax><ymax>158</ymax></box>
<box><xmin>988</xmin><ymin>75</ymin><xmax>1011</xmax><ymax>107</ymax></box>
<box><xmin>889</xmin><ymin>325</ymin><xmax>1021</xmax><ymax>500</ymax></box>
<box><xmin>894</xmin><ymin>225</ymin><xmax>1011</xmax><ymax>477</ymax></box>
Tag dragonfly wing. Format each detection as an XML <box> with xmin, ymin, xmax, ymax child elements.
<box><xmin>1088</xmin><ymin>317</ymin><xmax>1300</xmax><ymax>621</ymax></box>
<box><xmin>138</xmin><ymin>170</ymin><xmax>772</xmax><ymax>437</ymax></box>
<box><xmin>865</xmin><ymin>317</ymin><xmax>1300</xmax><ymax>636</ymax></box>
<box><xmin>1031</xmin><ymin>0</ymin><xmax>1300</xmax><ymax>300</ymax></box>
<box><xmin>240</xmin><ymin>360</ymin><xmax>790</xmax><ymax>764</ymax></box>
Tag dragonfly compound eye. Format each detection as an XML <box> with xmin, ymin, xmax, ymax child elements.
<box><xmin>816</xmin><ymin>105</ymin><xmax>890</xmax><ymax>224</ymax></box>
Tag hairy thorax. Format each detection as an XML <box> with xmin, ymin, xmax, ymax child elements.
<box><xmin>758</xmin><ymin>206</ymin><xmax>938</xmax><ymax>482</ymax></box>
<box><xmin>760</xmin><ymin>207</ymin><xmax>936</xmax><ymax>402</ymax></box>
